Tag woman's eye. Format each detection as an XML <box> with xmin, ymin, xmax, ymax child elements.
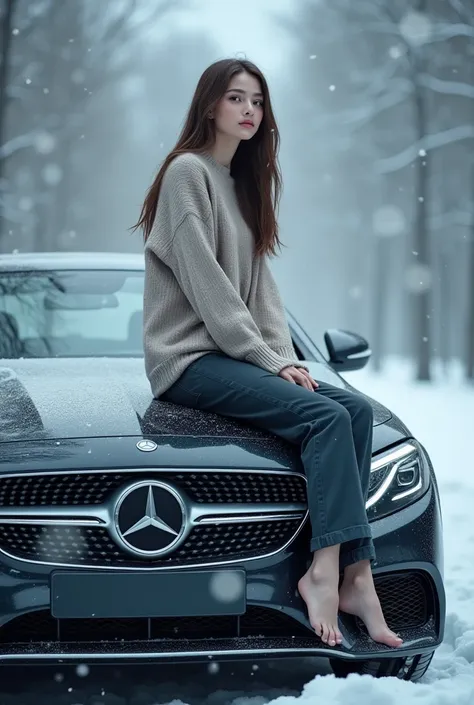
<box><xmin>229</xmin><ymin>95</ymin><xmax>241</xmax><ymax>102</ymax></box>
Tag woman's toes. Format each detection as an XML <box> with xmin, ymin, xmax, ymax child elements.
<box><xmin>321</xmin><ymin>624</ymin><xmax>329</xmax><ymax>643</ymax></box>
<box><xmin>390</xmin><ymin>632</ymin><xmax>403</xmax><ymax>646</ymax></box>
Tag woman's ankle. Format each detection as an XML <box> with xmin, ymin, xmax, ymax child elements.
<box><xmin>307</xmin><ymin>544</ymin><xmax>341</xmax><ymax>581</ymax></box>
<box><xmin>343</xmin><ymin>558</ymin><xmax>372</xmax><ymax>582</ymax></box>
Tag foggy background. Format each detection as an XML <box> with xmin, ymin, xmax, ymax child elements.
<box><xmin>1</xmin><ymin>0</ymin><xmax>473</xmax><ymax>383</ymax></box>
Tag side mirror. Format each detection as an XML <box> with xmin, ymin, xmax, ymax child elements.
<box><xmin>324</xmin><ymin>329</ymin><xmax>371</xmax><ymax>372</ymax></box>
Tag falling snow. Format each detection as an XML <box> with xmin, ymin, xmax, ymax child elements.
<box><xmin>41</xmin><ymin>163</ymin><xmax>63</xmax><ymax>186</ymax></box>
<box><xmin>399</xmin><ymin>10</ymin><xmax>432</xmax><ymax>46</ymax></box>
<box><xmin>405</xmin><ymin>263</ymin><xmax>432</xmax><ymax>293</ymax></box>
<box><xmin>34</xmin><ymin>131</ymin><xmax>56</xmax><ymax>155</ymax></box>
<box><xmin>209</xmin><ymin>570</ymin><xmax>245</xmax><ymax>603</ymax></box>
<box><xmin>372</xmin><ymin>205</ymin><xmax>406</xmax><ymax>237</ymax></box>
<box><xmin>18</xmin><ymin>196</ymin><xmax>33</xmax><ymax>212</ymax></box>
<box><xmin>388</xmin><ymin>45</ymin><xmax>404</xmax><ymax>59</ymax></box>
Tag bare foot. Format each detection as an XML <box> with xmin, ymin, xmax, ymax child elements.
<box><xmin>298</xmin><ymin>569</ymin><xmax>342</xmax><ymax>647</ymax></box>
<box><xmin>339</xmin><ymin>568</ymin><xmax>403</xmax><ymax>648</ymax></box>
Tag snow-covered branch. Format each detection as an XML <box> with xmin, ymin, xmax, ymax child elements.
<box><xmin>0</xmin><ymin>131</ymin><xmax>39</xmax><ymax>160</ymax></box>
<box><xmin>418</xmin><ymin>73</ymin><xmax>474</xmax><ymax>99</ymax></box>
<box><xmin>312</xmin><ymin>77</ymin><xmax>413</xmax><ymax>133</ymax></box>
<box><xmin>376</xmin><ymin>125</ymin><xmax>474</xmax><ymax>173</ymax></box>
<box><xmin>430</xmin><ymin>22</ymin><xmax>474</xmax><ymax>41</ymax></box>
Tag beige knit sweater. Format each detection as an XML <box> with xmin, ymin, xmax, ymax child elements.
<box><xmin>143</xmin><ymin>151</ymin><xmax>304</xmax><ymax>398</ymax></box>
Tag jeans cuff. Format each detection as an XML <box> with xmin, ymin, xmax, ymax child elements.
<box><xmin>309</xmin><ymin>524</ymin><xmax>372</xmax><ymax>552</ymax></box>
<box><xmin>339</xmin><ymin>544</ymin><xmax>376</xmax><ymax>570</ymax></box>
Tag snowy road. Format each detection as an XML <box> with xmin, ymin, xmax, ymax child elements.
<box><xmin>1</xmin><ymin>360</ymin><xmax>472</xmax><ymax>704</ymax></box>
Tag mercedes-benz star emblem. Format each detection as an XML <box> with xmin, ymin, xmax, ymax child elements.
<box><xmin>114</xmin><ymin>481</ymin><xmax>186</xmax><ymax>557</ymax></box>
<box><xmin>136</xmin><ymin>439</ymin><xmax>157</xmax><ymax>452</ymax></box>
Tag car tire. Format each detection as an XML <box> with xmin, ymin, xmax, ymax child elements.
<box><xmin>330</xmin><ymin>650</ymin><xmax>434</xmax><ymax>681</ymax></box>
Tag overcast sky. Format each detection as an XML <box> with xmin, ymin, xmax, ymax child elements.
<box><xmin>172</xmin><ymin>0</ymin><xmax>297</xmax><ymax>74</ymax></box>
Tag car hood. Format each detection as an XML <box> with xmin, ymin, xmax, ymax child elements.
<box><xmin>0</xmin><ymin>358</ymin><xmax>398</xmax><ymax>450</ymax></box>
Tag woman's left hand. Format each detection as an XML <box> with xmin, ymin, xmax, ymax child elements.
<box><xmin>278</xmin><ymin>366</ymin><xmax>319</xmax><ymax>390</ymax></box>
<box><xmin>299</xmin><ymin>368</ymin><xmax>319</xmax><ymax>390</ymax></box>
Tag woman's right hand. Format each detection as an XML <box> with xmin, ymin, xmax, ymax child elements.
<box><xmin>278</xmin><ymin>366</ymin><xmax>318</xmax><ymax>391</ymax></box>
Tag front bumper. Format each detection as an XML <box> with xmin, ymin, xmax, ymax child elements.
<box><xmin>0</xmin><ymin>630</ymin><xmax>439</xmax><ymax>665</ymax></box>
<box><xmin>0</xmin><ymin>477</ymin><xmax>444</xmax><ymax>664</ymax></box>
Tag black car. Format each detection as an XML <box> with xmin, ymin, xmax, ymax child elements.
<box><xmin>0</xmin><ymin>252</ymin><xmax>444</xmax><ymax>681</ymax></box>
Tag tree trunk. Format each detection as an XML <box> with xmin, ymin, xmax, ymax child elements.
<box><xmin>371</xmin><ymin>236</ymin><xmax>391</xmax><ymax>372</ymax></box>
<box><xmin>412</xmin><ymin>89</ymin><xmax>431</xmax><ymax>381</ymax></box>
<box><xmin>466</xmin><ymin>169</ymin><xmax>474</xmax><ymax>380</ymax></box>
<box><xmin>0</xmin><ymin>0</ymin><xmax>16</xmax><ymax>240</ymax></box>
<box><xmin>438</xmin><ymin>248</ymin><xmax>451</xmax><ymax>375</ymax></box>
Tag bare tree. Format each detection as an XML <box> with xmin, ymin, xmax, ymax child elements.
<box><xmin>279</xmin><ymin>0</ymin><xmax>474</xmax><ymax>380</ymax></box>
<box><xmin>0</xmin><ymin>0</ymin><xmax>185</xmax><ymax>250</ymax></box>
<box><xmin>0</xmin><ymin>0</ymin><xmax>17</xmax><ymax>215</ymax></box>
<box><xmin>444</xmin><ymin>0</ymin><xmax>474</xmax><ymax>381</ymax></box>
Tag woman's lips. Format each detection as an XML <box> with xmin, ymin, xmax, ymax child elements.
<box><xmin>239</xmin><ymin>122</ymin><xmax>254</xmax><ymax>128</ymax></box>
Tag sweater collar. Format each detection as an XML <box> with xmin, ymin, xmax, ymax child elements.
<box><xmin>199</xmin><ymin>152</ymin><xmax>232</xmax><ymax>179</ymax></box>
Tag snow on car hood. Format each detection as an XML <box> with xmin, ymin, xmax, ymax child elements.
<box><xmin>0</xmin><ymin>358</ymin><xmax>391</xmax><ymax>443</ymax></box>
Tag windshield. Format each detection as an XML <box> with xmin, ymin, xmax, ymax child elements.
<box><xmin>0</xmin><ymin>269</ymin><xmax>144</xmax><ymax>358</ymax></box>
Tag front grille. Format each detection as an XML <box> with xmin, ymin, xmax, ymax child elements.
<box><xmin>0</xmin><ymin>469</ymin><xmax>307</xmax><ymax>568</ymax></box>
<box><xmin>0</xmin><ymin>606</ymin><xmax>313</xmax><ymax>644</ymax></box>
<box><xmin>373</xmin><ymin>572</ymin><xmax>431</xmax><ymax>630</ymax></box>
<box><xmin>0</xmin><ymin>472</ymin><xmax>307</xmax><ymax>507</ymax></box>
<box><xmin>0</xmin><ymin>519</ymin><xmax>303</xmax><ymax>567</ymax></box>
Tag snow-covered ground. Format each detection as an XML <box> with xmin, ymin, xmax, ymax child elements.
<box><xmin>1</xmin><ymin>359</ymin><xmax>473</xmax><ymax>704</ymax></box>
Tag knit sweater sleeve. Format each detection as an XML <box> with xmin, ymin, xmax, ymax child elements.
<box><xmin>248</xmin><ymin>255</ymin><xmax>305</xmax><ymax>364</ymax></box>
<box><xmin>151</xmin><ymin>157</ymin><xmax>300</xmax><ymax>374</ymax></box>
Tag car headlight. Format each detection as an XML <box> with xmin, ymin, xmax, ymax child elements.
<box><xmin>366</xmin><ymin>440</ymin><xmax>430</xmax><ymax>521</ymax></box>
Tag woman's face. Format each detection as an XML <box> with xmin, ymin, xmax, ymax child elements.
<box><xmin>213</xmin><ymin>71</ymin><xmax>264</xmax><ymax>142</ymax></box>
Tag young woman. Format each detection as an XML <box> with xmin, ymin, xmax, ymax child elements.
<box><xmin>134</xmin><ymin>58</ymin><xmax>402</xmax><ymax>650</ymax></box>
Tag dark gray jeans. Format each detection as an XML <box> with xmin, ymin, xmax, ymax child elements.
<box><xmin>161</xmin><ymin>352</ymin><xmax>376</xmax><ymax>570</ymax></box>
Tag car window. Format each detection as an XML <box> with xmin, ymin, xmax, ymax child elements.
<box><xmin>0</xmin><ymin>270</ymin><xmax>144</xmax><ymax>358</ymax></box>
<box><xmin>0</xmin><ymin>268</ymin><xmax>316</xmax><ymax>361</ymax></box>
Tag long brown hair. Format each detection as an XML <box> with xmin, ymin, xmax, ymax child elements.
<box><xmin>131</xmin><ymin>58</ymin><xmax>283</xmax><ymax>256</ymax></box>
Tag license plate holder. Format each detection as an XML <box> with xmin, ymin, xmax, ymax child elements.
<box><xmin>50</xmin><ymin>569</ymin><xmax>246</xmax><ymax>619</ymax></box>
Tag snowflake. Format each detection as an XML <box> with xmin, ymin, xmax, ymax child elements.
<box><xmin>399</xmin><ymin>10</ymin><xmax>432</xmax><ymax>46</ymax></box>
<box><xmin>372</xmin><ymin>205</ymin><xmax>406</xmax><ymax>237</ymax></box>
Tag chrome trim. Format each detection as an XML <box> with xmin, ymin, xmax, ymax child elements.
<box><xmin>0</xmin><ymin>518</ymin><xmax>102</xmax><ymax>526</ymax></box>
<box><xmin>0</xmin><ymin>467</ymin><xmax>305</xmax><ymax>480</ymax></box>
<box><xmin>0</xmin><ymin>641</ymin><xmax>436</xmax><ymax>661</ymax></box>
<box><xmin>0</xmin><ymin>468</ymin><xmax>309</xmax><ymax>571</ymax></box>
<box><xmin>346</xmin><ymin>349</ymin><xmax>372</xmax><ymax>360</ymax></box>
<box><xmin>367</xmin><ymin>442</ymin><xmax>419</xmax><ymax>510</ymax></box>
<box><xmin>370</xmin><ymin>442</ymin><xmax>417</xmax><ymax>472</ymax></box>
<box><xmin>391</xmin><ymin>478</ymin><xmax>423</xmax><ymax>502</ymax></box>
<box><xmin>189</xmin><ymin>502</ymin><xmax>307</xmax><ymax>523</ymax></box>
<box><xmin>0</xmin><ymin>502</ymin><xmax>306</xmax><ymax>526</ymax></box>
<box><xmin>0</xmin><ymin>505</ymin><xmax>110</xmax><ymax>522</ymax></box>
<box><xmin>196</xmin><ymin>512</ymin><xmax>306</xmax><ymax>525</ymax></box>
